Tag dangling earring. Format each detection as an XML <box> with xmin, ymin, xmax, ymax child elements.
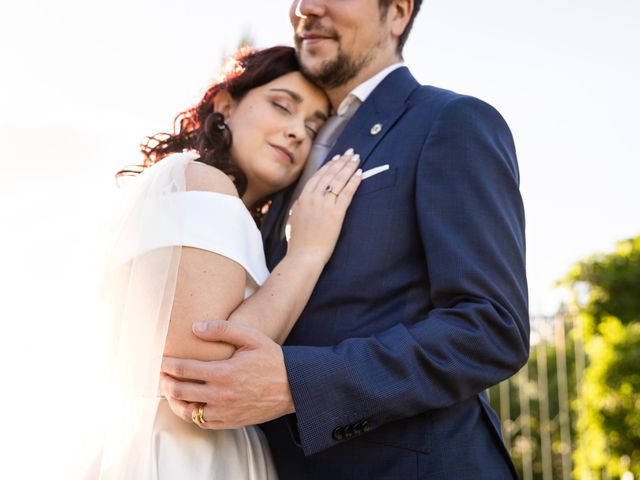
<box><xmin>212</xmin><ymin>112</ymin><xmax>228</xmax><ymax>131</ymax></box>
<box><xmin>212</xmin><ymin>113</ymin><xmax>232</xmax><ymax>148</ymax></box>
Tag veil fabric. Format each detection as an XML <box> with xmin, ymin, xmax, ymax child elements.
<box><xmin>90</xmin><ymin>152</ymin><xmax>269</xmax><ymax>479</ymax></box>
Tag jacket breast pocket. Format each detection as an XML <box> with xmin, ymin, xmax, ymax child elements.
<box><xmin>356</xmin><ymin>167</ymin><xmax>397</xmax><ymax>196</ymax></box>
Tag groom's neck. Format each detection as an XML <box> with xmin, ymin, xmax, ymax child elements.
<box><xmin>326</xmin><ymin>54</ymin><xmax>402</xmax><ymax>110</ymax></box>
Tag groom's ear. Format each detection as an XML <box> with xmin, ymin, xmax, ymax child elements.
<box><xmin>212</xmin><ymin>90</ymin><xmax>236</xmax><ymax>122</ymax></box>
<box><xmin>388</xmin><ymin>0</ymin><xmax>414</xmax><ymax>41</ymax></box>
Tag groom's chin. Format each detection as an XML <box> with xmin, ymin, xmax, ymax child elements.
<box><xmin>298</xmin><ymin>41</ymin><xmax>336</xmax><ymax>67</ymax></box>
<box><xmin>299</xmin><ymin>56</ymin><xmax>337</xmax><ymax>86</ymax></box>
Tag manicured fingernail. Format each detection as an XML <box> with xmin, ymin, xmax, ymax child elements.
<box><xmin>194</xmin><ymin>321</ymin><xmax>208</xmax><ymax>332</ymax></box>
<box><xmin>345</xmin><ymin>148</ymin><xmax>354</xmax><ymax>156</ymax></box>
<box><xmin>351</xmin><ymin>154</ymin><xmax>360</xmax><ymax>162</ymax></box>
<box><xmin>356</xmin><ymin>168</ymin><xmax>363</xmax><ymax>176</ymax></box>
<box><xmin>332</xmin><ymin>154</ymin><xmax>340</xmax><ymax>161</ymax></box>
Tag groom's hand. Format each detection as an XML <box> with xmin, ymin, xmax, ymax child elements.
<box><xmin>160</xmin><ymin>320</ymin><xmax>295</xmax><ymax>429</ymax></box>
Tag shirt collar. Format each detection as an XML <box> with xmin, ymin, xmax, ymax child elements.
<box><xmin>336</xmin><ymin>62</ymin><xmax>405</xmax><ymax>116</ymax></box>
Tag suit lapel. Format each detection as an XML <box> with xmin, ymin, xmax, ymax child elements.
<box><xmin>328</xmin><ymin>67</ymin><xmax>420</xmax><ymax>171</ymax></box>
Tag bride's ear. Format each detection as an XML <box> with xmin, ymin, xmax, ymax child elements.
<box><xmin>212</xmin><ymin>90</ymin><xmax>236</xmax><ymax>122</ymax></box>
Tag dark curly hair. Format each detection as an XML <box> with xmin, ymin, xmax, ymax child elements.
<box><xmin>118</xmin><ymin>46</ymin><xmax>303</xmax><ymax>223</ymax></box>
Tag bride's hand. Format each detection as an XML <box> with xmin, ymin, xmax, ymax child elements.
<box><xmin>286</xmin><ymin>149</ymin><xmax>362</xmax><ymax>264</ymax></box>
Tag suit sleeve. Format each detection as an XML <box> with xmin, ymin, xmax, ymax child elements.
<box><xmin>282</xmin><ymin>96</ymin><xmax>530</xmax><ymax>456</ymax></box>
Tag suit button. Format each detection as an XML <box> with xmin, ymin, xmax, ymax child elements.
<box><xmin>332</xmin><ymin>426</ymin><xmax>345</xmax><ymax>441</ymax></box>
<box><xmin>361</xmin><ymin>419</ymin><xmax>371</xmax><ymax>432</ymax></box>
<box><xmin>353</xmin><ymin>422</ymin><xmax>364</xmax><ymax>435</ymax></box>
<box><xmin>344</xmin><ymin>425</ymin><xmax>354</xmax><ymax>439</ymax></box>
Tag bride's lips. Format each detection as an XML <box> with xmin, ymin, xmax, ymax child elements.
<box><xmin>270</xmin><ymin>144</ymin><xmax>294</xmax><ymax>164</ymax></box>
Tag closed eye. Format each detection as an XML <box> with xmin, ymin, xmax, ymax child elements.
<box><xmin>305</xmin><ymin>124</ymin><xmax>319</xmax><ymax>139</ymax></box>
<box><xmin>271</xmin><ymin>101</ymin><xmax>291</xmax><ymax>114</ymax></box>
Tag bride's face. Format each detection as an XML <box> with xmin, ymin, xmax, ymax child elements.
<box><xmin>223</xmin><ymin>71</ymin><xmax>329</xmax><ymax>201</ymax></box>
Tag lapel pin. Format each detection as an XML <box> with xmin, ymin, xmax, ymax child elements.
<box><xmin>370</xmin><ymin>123</ymin><xmax>382</xmax><ymax>135</ymax></box>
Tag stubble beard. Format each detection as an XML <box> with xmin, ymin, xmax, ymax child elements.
<box><xmin>298</xmin><ymin>44</ymin><xmax>370</xmax><ymax>91</ymax></box>
<box><xmin>294</xmin><ymin>15</ymin><xmax>388</xmax><ymax>91</ymax></box>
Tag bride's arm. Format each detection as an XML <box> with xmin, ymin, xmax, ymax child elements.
<box><xmin>163</xmin><ymin>155</ymin><xmax>361</xmax><ymax>361</ymax></box>
<box><xmin>227</xmin><ymin>250</ymin><xmax>326</xmax><ymax>344</ymax></box>
<box><xmin>163</xmin><ymin>245</ymin><xmax>245</xmax><ymax>362</ymax></box>
<box><xmin>162</xmin><ymin>163</ymin><xmax>247</xmax><ymax>362</ymax></box>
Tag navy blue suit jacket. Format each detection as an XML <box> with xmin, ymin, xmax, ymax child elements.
<box><xmin>261</xmin><ymin>67</ymin><xmax>529</xmax><ymax>479</ymax></box>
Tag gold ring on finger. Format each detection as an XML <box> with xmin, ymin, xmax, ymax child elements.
<box><xmin>323</xmin><ymin>184</ymin><xmax>333</xmax><ymax>195</ymax></box>
<box><xmin>197</xmin><ymin>404</ymin><xmax>207</xmax><ymax>424</ymax></box>
<box><xmin>192</xmin><ymin>405</ymin><xmax>202</xmax><ymax>425</ymax></box>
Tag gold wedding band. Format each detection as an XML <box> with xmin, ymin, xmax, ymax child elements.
<box><xmin>192</xmin><ymin>403</ymin><xmax>206</xmax><ymax>425</ymax></box>
<box><xmin>198</xmin><ymin>404</ymin><xmax>206</xmax><ymax>424</ymax></box>
<box><xmin>191</xmin><ymin>406</ymin><xmax>200</xmax><ymax>425</ymax></box>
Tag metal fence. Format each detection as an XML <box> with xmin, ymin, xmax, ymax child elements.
<box><xmin>488</xmin><ymin>314</ymin><xmax>589</xmax><ymax>480</ymax></box>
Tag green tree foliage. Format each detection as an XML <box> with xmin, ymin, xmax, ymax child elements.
<box><xmin>564</xmin><ymin>237</ymin><xmax>640</xmax><ymax>329</ymax></box>
<box><xmin>563</xmin><ymin>236</ymin><xmax>640</xmax><ymax>479</ymax></box>
<box><xmin>576</xmin><ymin>317</ymin><xmax>640</xmax><ymax>478</ymax></box>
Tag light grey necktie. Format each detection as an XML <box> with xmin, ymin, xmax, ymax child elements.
<box><xmin>281</xmin><ymin>97</ymin><xmax>361</xmax><ymax>238</ymax></box>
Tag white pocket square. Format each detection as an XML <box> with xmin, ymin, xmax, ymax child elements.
<box><xmin>361</xmin><ymin>164</ymin><xmax>389</xmax><ymax>180</ymax></box>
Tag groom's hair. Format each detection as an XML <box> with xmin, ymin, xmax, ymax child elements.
<box><xmin>378</xmin><ymin>0</ymin><xmax>423</xmax><ymax>53</ymax></box>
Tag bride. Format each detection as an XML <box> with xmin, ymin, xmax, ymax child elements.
<box><xmin>92</xmin><ymin>46</ymin><xmax>361</xmax><ymax>479</ymax></box>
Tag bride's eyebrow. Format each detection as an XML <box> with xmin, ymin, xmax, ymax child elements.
<box><xmin>270</xmin><ymin>88</ymin><xmax>328</xmax><ymax>122</ymax></box>
<box><xmin>269</xmin><ymin>88</ymin><xmax>302</xmax><ymax>103</ymax></box>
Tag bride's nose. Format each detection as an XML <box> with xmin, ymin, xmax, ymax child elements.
<box><xmin>285</xmin><ymin>119</ymin><xmax>305</xmax><ymax>142</ymax></box>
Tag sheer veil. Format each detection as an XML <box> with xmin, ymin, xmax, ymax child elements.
<box><xmin>89</xmin><ymin>153</ymin><xmax>193</xmax><ymax>479</ymax></box>
<box><xmin>82</xmin><ymin>151</ymin><xmax>271</xmax><ymax>478</ymax></box>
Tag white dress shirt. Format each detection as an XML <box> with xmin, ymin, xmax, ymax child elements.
<box><xmin>335</xmin><ymin>62</ymin><xmax>405</xmax><ymax>116</ymax></box>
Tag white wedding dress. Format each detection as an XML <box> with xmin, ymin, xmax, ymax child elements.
<box><xmin>91</xmin><ymin>152</ymin><xmax>278</xmax><ymax>479</ymax></box>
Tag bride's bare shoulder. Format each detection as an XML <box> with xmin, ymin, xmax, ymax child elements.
<box><xmin>185</xmin><ymin>161</ymin><xmax>239</xmax><ymax>197</ymax></box>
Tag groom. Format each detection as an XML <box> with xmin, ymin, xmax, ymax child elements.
<box><xmin>162</xmin><ymin>0</ymin><xmax>529</xmax><ymax>477</ymax></box>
